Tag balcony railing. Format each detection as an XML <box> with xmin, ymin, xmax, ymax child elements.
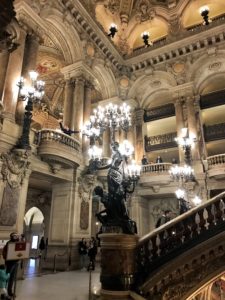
<box><xmin>145</xmin><ymin>132</ymin><xmax>177</xmax><ymax>152</ymax></box>
<box><xmin>35</xmin><ymin>129</ymin><xmax>80</xmax><ymax>152</ymax></box>
<box><xmin>142</xmin><ymin>163</ymin><xmax>172</xmax><ymax>174</ymax></box>
<box><xmin>207</xmin><ymin>153</ymin><xmax>225</xmax><ymax>169</ymax></box>
<box><xmin>135</xmin><ymin>191</ymin><xmax>225</xmax><ymax>295</ymax></box>
<box><xmin>35</xmin><ymin>129</ymin><xmax>81</xmax><ymax>168</ymax></box>
<box><xmin>144</xmin><ymin>103</ymin><xmax>175</xmax><ymax>122</ymax></box>
<box><xmin>200</xmin><ymin>89</ymin><xmax>225</xmax><ymax>109</ymax></box>
<box><xmin>204</xmin><ymin>123</ymin><xmax>225</xmax><ymax>142</ymax></box>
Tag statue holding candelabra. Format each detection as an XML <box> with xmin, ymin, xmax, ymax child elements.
<box><xmin>83</xmin><ymin>103</ymin><xmax>140</xmax><ymax>234</ymax></box>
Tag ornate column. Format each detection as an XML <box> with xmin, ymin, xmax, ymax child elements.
<box><xmin>0</xmin><ymin>50</ymin><xmax>10</xmax><ymax>101</ymax></box>
<box><xmin>103</xmin><ymin>128</ymin><xmax>111</xmax><ymax>158</ymax></box>
<box><xmin>63</xmin><ymin>79</ymin><xmax>73</xmax><ymax>128</ymax></box>
<box><xmin>134</xmin><ymin>108</ymin><xmax>144</xmax><ymax>164</ymax></box>
<box><xmin>2</xmin><ymin>28</ymin><xmax>26</xmax><ymax>121</ymax></box>
<box><xmin>186</xmin><ymin>96</ymin><xmax>200</xmax><ymax>161</ymax></box>
<box><xmin>16</xmin><ymin>34</ymin><xmax>40</xmax><ymax>124</ymax></box>
<box><xmin>71</xmin><ymin>77</ymin><xmax>85</xmax><ymax>138</ymax></box>
<box><xmin>82</xmin><ymin>81</ymin><xmax>93</xmax><ymax>154</ymax></box>
<box><xmin>174</xmin><ymin>98</ymin><xmax>185</xmax><ymax>163</ymax></box>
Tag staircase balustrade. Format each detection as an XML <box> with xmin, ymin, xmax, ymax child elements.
<box><xmin>135</xmin><ymin>191</ymin><xmax>225</xmax><ymax>290</ymax></box>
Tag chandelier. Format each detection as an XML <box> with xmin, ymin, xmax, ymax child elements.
<box><xmin>175</xmin><ymin>128</ymin><xmax>196</xmax><ymax>164</ymax></box>
<box><xmin>89</xmin><ymin>103</ymin><xmax>131</xmax><ymax>141</ymax></box>
<box><xmin>169</xmin><ymin>165</ymin><xmax>194</xmax><ymax>182</ymax></box>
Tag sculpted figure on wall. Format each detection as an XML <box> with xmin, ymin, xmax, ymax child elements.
<box><xmin>78</xmin><ymin>173</ymin><xmax>95</xmax><ymax>230</ymax></box>
<box><xmin>0</xmin><ymin>149</ymin><xmax>30</xmax><ymax>226</ymax></box>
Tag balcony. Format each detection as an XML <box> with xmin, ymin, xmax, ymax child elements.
<box><xmin>204</xmin><ymin>123</ymin><xmax>225</xmax><ymax>142</ymax></box>
<box><xmin>207</xmin><ymin>153</ymin><xmax>225</xmax><ymax>178</ymax></box>
<box><xmin>145</xmin><ymin>132</ymin><xmax>177</xmax><ymax>152</ymax></box>
<box><xmin>35</xmin><ymin>129</ymin><xmax>82</xmax><ymax>169</ymax></box>
<box><xmin>140</xmin><ymin>163</ymin><xmax>172</xmax><ymax>186</ymax></box>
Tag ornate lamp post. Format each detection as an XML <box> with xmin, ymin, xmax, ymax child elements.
<box><xmin>175</xmin><ymin>127</ymin><xmax>196</xmax><ymax>165</ymax></box>
<box><xmin>108</xmin><ymin>23</ymin><xmax>118</xmax><ymax>38</ymax></box>
<box><xmin>199</xmin><ymin>6</ymin><xmax>211</xmax><ymax>25</ymax></box>
<box><xmin>84</xmin><ymin>102</ymin><xmax>140</xmax><ymax>234</ymax></box>
<box><xmin>141</xmin><ymin>31</ymin><xmax>153</xmax><ymax>47</ymax></box>
<box><xmin>16</xmin><ymin>71</ymin><xmax>45</xmax><ymax>150</ymax></box>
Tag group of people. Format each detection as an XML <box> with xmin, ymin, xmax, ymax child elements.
<box><xmin>141</xmin><ymin>155</ymin><xmax>163</xmax><ymax>165</ymax></box>
<box><xmin>78</xmin><ymin>237</ymin><xmax>98</xmax><ymax>271</ymax></box>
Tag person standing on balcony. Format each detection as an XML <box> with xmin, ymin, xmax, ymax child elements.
<box><xmin>156</xmin><ymin>155</ymin><xmax>163</xmax><ymax>163</ymax></box>
<box><xmin>58</xmin><ymin>120</ymin><xmax>80</xmax><ymax>136</ymax></box>
<box><xmin>141</xmin><ymin>155</ymin><xmax>149</xmax><ymax>165</ymax></box>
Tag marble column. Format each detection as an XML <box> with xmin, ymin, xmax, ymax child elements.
<box><xmin>0</xmin><ymin>50</ymin><xmax>10</xmax><ymax>101</ymax></box>
<box><xmin>82</xmin><ymin>81</ymin><xmax>92</xmax><ymax>154</ymax></box>
<box><xmin>186</xmin><ymin>96</ymin><xmax>200</xmax><ymax>161</ymax></box>
<box><xmin>2</xmin><ymin>28</ymin><xmax>26</xmax><ymax>121</ymax></box>
<box><xmin>103</xmin><ymin>128</ymin><xmax>111</xmax><ymax>158</ymax></box>
<box><xmin>16</xmin><ymin>34</ymin><xmax>40</xmax><ymax>124</ymax></box>
<box><xmin>174</xmin><ymin>99</ymin><xmax>185</xmax><ymax>163</ymax></box>
<box><xmin>134</xmin><ymin>108</ymin><xmax>144</xmax><ymax>164</ymax></box>
<box><xmin>71</xmin><ymin>77</ymin><xmax>85</xmax><ymax>139</ymax></box>
<box><xmin>63</xmin><ymin>79</ymin><xmax>73</xmax><ymax>128</ymax></box>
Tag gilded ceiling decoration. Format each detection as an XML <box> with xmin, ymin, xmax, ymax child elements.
<box><xmin>78</xmin><ymin>0</ymin><xmax>225</xmax><ymax>54</ymax></box>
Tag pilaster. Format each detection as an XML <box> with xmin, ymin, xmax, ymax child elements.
<box><xmin>134</xmin><ymin>108</ymin><xmax>144</xmax><ymax>164</ymax></box>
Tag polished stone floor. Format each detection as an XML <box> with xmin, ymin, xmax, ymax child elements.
<box><xmin>16</xmin><ymin>268</ymin><xmax>101</xmax><ymax>300</ymax></box>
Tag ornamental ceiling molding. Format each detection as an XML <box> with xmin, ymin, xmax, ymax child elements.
<box><xmin>61</xmin><ymin>61</ymin><xmax>118</xmax><ymax>99</ymax></box>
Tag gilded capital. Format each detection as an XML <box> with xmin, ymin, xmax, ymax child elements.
<box><xmin>135</xmin><ymin>108</ymin><xmax>144</xmax><ymax>125</ymax></box>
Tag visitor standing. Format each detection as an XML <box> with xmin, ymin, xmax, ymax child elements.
<box><xmin>78</xmin><ymin>238</ymin><xmax>87</xmax><ymax>270</ymax></box>
<box><xmin>2</xmin><ymin>232</ymin><xmax>20</xmax><ymax>298</ymax></box>
<box><xmin>0</xmin><ymin>264</ymin><xmax>10</xmax><ymax>299</ymax></box>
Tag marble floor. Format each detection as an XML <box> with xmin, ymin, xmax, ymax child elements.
<box><xmin>16</xmin><ymin>268</ymin><xmax>101</xmax><ymax>300</ymax></box>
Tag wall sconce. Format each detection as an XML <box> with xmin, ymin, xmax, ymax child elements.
<box><xmin>199</xmin><ymin>6</ymin><xmax>211</xmax><ymax>25</ymax></box>
<box><xmin>108</xmin><ymin>23</ymin><xmax>118</xmax><ymax>38</ymax></box>
<box><xmin>141</xmin><ymin>31</ymin><xmax>153</xmax><ymax>47</ymax></box>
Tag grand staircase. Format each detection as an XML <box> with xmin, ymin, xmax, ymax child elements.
<box><xmin>132</xmin><ymin>191</ymin><xmax>225</xmax><ymax>299</ymax></box>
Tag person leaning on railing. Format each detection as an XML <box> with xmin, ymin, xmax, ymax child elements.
<box><xmin>58</xmin><ymin>120</ymin><xmax>80</xmax><ymax>136</ymax></box>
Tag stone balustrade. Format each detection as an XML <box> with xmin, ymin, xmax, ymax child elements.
<box><xmin>36</xmin><ymin>129</ymin><xmax>80</xmax><ymax>152</ymax></box>
<box><xmin>207</xmin><ymin>153</ymin><xmax>225</xmax><ymax>169</ymax></box>
<box><xmin>35</xmin><ymin>129</ymin><xmax>82</xmax><ymax>168</ymax></box>
<box><xmin>141</xmin><ymin>163</ymin><xmax>172</xmax><ymax>174</ymax></box>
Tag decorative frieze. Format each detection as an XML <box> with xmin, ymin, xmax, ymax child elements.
<box><xmin>145</xmin><ymin>132</ymin><xmax>177</xmax><ymax>152</ymax></box>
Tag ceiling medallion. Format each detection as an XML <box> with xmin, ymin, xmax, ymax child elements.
<box><xmin>208</xmin><ymin>62</ymin><xmax>222</xmax><ymax>71</ymax></box>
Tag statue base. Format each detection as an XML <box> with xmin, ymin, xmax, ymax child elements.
<box><xmin>100</xmin><ymin>233</ymin><xmax>139</xmax><ymax>294</ymax></box>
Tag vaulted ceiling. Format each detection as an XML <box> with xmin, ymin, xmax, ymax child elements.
<box><xmin>78</xmin><ymin>0</ymin><xmax>225</xmax><ymax>54</ymax></box>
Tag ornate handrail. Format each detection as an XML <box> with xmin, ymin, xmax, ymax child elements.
<box><xmin>35</xmin><ymin>129</ymin><xmax>81</xmax><ymax>152</ymax></box>
<box><xmin>141</xmin><ymin>163</ymin><xmax>172</xmax><ymax>174</ymax></box>
<box><xmin>204</xmin><ymin>123</ymin><xmax>225</xmax><ymax>142</ymax></box>
<box><xmin>207</xmin><ymin>153</ymin><xmax>225</xmax><ymax>169</ymax></box>
<box><xmin>145</xmin><ymin>132</ymin><xmax>177</xmax><ymax>152</ymax></box>
<box><xmin>136</xmin><ymin>191</ymin><xmax>225</xmax><ymax>288</ymax></box>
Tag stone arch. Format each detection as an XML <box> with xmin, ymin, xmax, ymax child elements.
<box><xmin>128</xmin><ymin>71</ymin><xmax>177</xmax><ymax>107</ymax></box>
<box><xmin>188</xmin><ymin>51</ymin><xmax>225</xmax><ymax>94</ymax></box>
<box><xmin>92</xmin><ymin>64</ymin><xmax>118</xmax><ymax>99</ymax></box>
<box><xmin>24</xmin><ymin>206</ymin><xmax>44</xmax><ymax>227</ymax></box>
<box><xmin>16</xmin><ymin>6</ymin><xmax>83</xmax><ymax>65</ymax></box>
<box><xmin>44</xmin><ymin>11</ymin><xmax>84</xmax><ymax>63</ymax></box>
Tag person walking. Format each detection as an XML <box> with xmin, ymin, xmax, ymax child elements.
<box><xmin>2</xmin><ymin>232</ymin><xmax>20</xmax><ymax>298</ymax></box>
<box><xmin>38</xmin><ymin>237</ymin><xmax>45</xmax><ymax>258</ymax></box>
<box><xmin>78</xmin><ymin>238</ymin><xmax>87</xmax><ymax>270</ymax></box>
<box><xmin>87</xmin><ymin>237</ymin><xmax>97</xmax><ymax>271</ymax></box>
